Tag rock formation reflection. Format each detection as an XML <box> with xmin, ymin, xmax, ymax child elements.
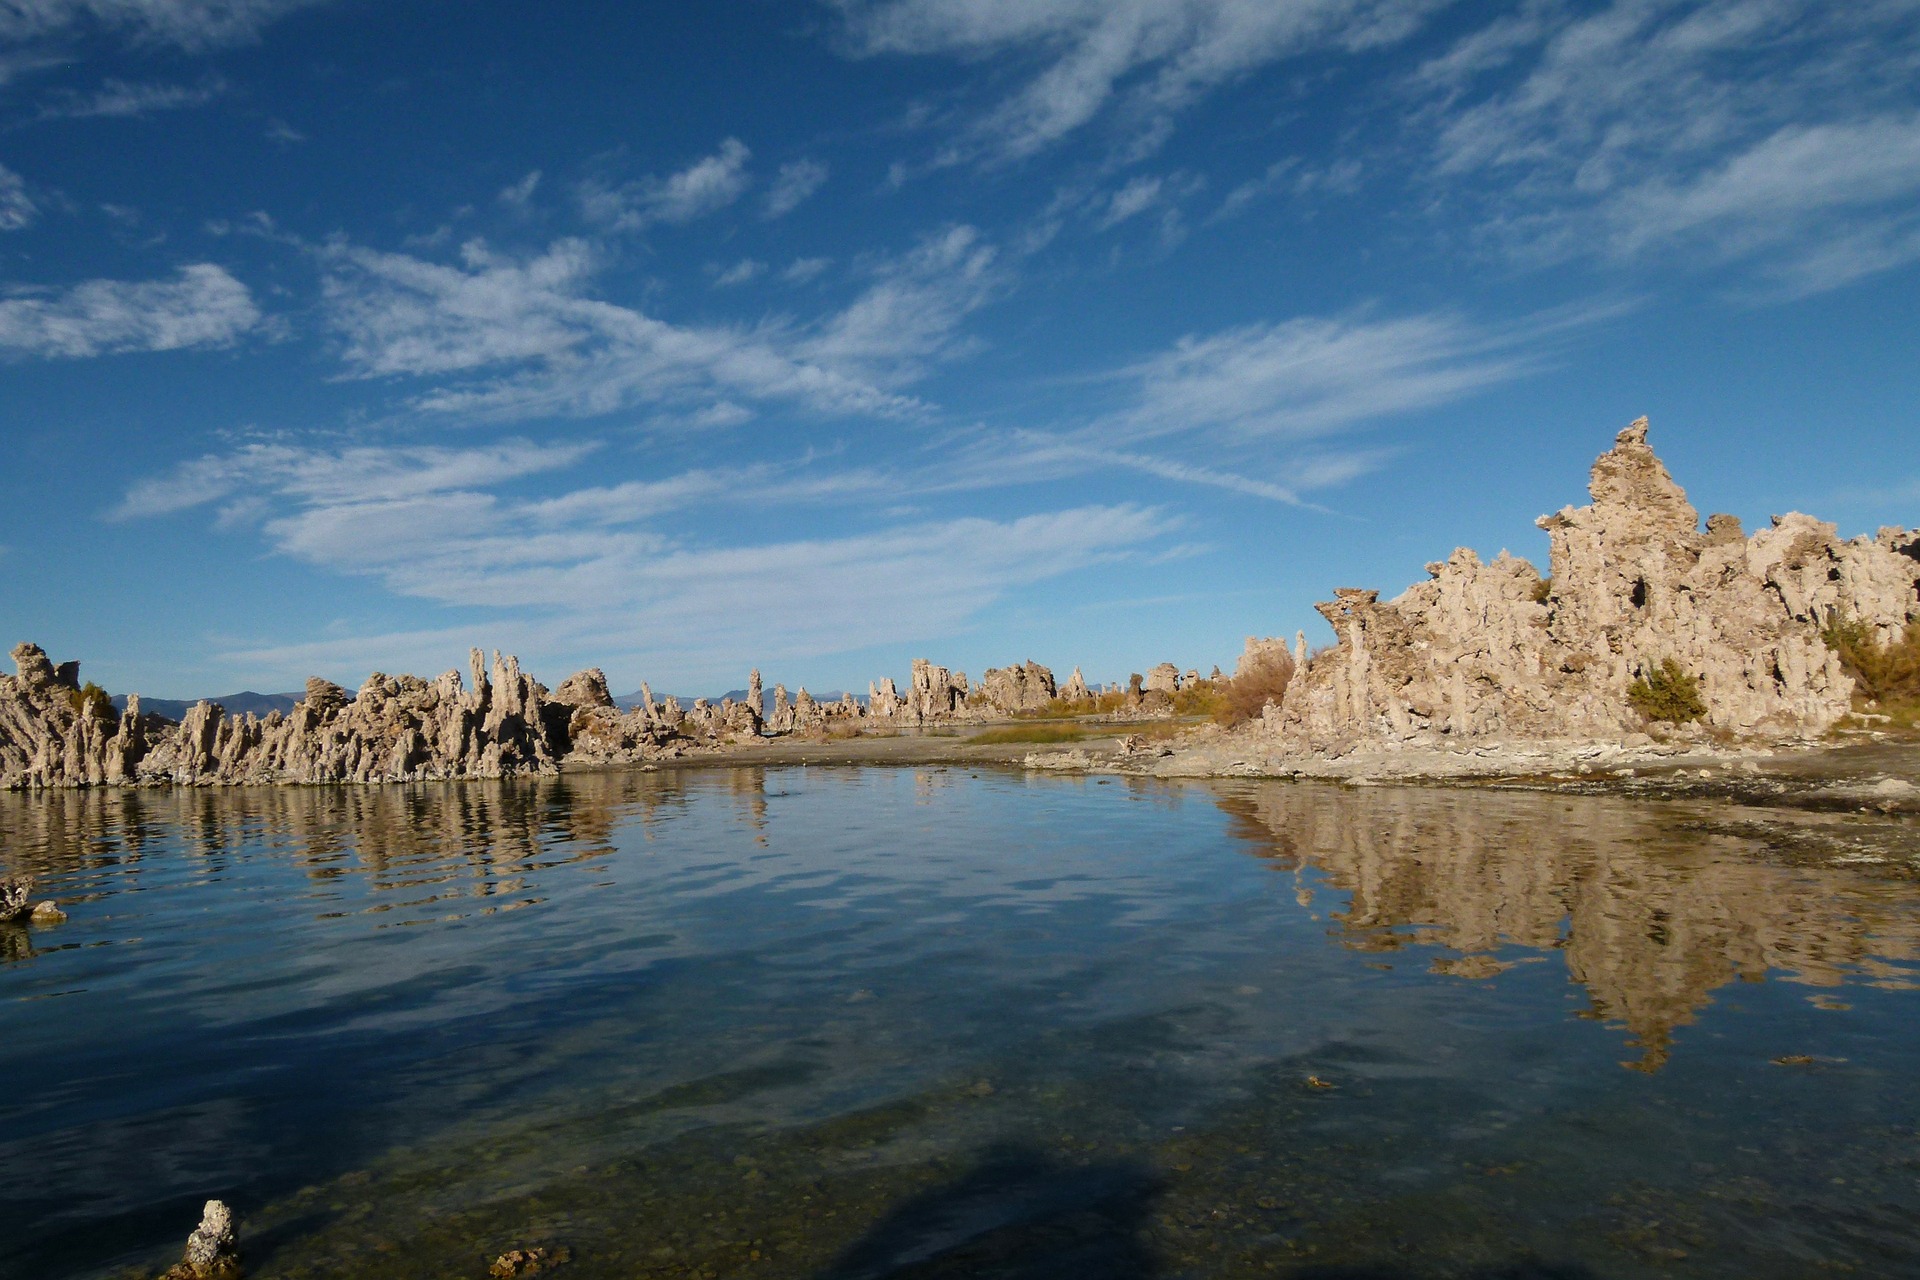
<box><xmin>0</xmin><ymin>769</ymin><xmax>774</xmax><ymax>929</ymax></box>
<box><xmin>5</xmin><ymin>771</ymin><xmax>1918</xmax><ymax>1077</ymax></box>
<box><xmin>1211</xmin><ymin>782</ymin><xmax>1920</xmax><ymax>1070</ymax></box>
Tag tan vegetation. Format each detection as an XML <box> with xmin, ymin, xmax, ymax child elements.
<box><xmin>1020</xmin><ymin>689</ymin><xmax>1129</xmax><ymax>718</ymax></box>
<box><xmin>1822</xmin><ymin>614</ymin><xmax>1920</xmax><ymax>706</ymax></box>
<box><xmin>967</xmin><ymin>724</ymin><xmax>1092</xmax><ymax>745</ymax></box>
<box><xmin>1215</xmin><ymin>650</ymin><xmax>1296</xmax><ymax>727</ymax></box>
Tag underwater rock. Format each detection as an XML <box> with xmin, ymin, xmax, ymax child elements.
<box><xmin>489</xmin><ymin>1244</ymin><xmax>571</xmax><ymax>1277</ymax></box>
<box><xmin>161</xmin><ymin>1199</ymin><xmax>239</xmax><ymax>1280</ymax></box>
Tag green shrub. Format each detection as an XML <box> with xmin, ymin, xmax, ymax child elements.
<box><xmin>67</xmin><ymin>681</ymin><xmax>114</xmax><ymax>720</ymax></box>
<box><xmin>1822</xmin><ymin>614</ymin><xmax>1920</xmax><ymax>704</ymax></box>
<box><xmin>1171</xmin><ymin>679</ymin><xmax>1225</xmax><ymax>719</ymax></box>
<box><xmin>1627</xmin><ymin>660</ymin><xmax>1707</xmax><ymax>724</ymax></box>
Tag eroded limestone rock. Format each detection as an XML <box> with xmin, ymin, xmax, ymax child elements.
<box><xmin>1273</xmin><ymin>419</ymin><xmax>1919</xmax><ymax>748</ymax></box>
<box><xmin>976</xmin><ymin>661</ymin><xmax>1057</xmax><ymax>715</ymax></box>
<box><xmin>2</xmin><ymin>645</ymin><xmax>568</xmax><ymax>789</ymax></box>
<box><xmin>162</xmin><ymin>1199</ymin><xmax>239</xmax><ymax>1280</ymax></box>
<box><xmin>0</xmin><ymin>875</ymin><xmax>30</xmax><ymax>923</ymax></box>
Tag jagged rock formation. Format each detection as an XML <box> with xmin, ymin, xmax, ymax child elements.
<box><xmin>868</xmin><ymin>677</ymin><xmax>904</xmax><ymax>719</ymax></box>
<box><xmin>909</xmin><ymin>659</ymin><xmax>970</xmax><ymax>722</ymax></box>
<box><xmin>1144</xmin><ymin>663</ymin><xmax>1182</xmax><ymax>694</ymax></box>
<box><xmin>975</xmin><ymin>661</ymin><xmax>1057</xmax><ymax>715</ymax></box>
<box><xmin>0</xmin><ymin>642</ymin><xmax>773</xmax><ymax>789</ymax></box>
<box><xmin>1060</xmin><ymin>667</ymin><xmax>1092</xmax><ymax>702</ymax></box>
<box><xmin>0</xmin><ymin>874</ymin><xmax>30</xmax><ymax>923</ymax></box>
<box><xmin>162</xmin><ymin>1199</ymin><xmax>239</xmax><ymax>1280</ymax></box>
<box><xmin>1275</xmin><ymin>420</ymin><xmax>1920</xmax><ymax>748</ymax></box>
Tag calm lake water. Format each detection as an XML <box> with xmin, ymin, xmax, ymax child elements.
<box><xmin>4</xmin><ymin>767</ymin><xmax>1919</xmax><ymax>1279</ymax></box>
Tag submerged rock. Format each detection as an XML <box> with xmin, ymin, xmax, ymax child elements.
<box><xmin>161</xmin><ymin>1199</ymin><xmax>240</xmax><ymax>1280</ymax></box>
<box><xmin>490</xmin><ymin>1244</ymin><xmax>571</xmax><ymax>1277</ymax></box>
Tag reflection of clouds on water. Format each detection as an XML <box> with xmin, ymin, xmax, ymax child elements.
<box><xmin>1213</xmin><ymin>783</ymin><xmax>1920</xmax><ymax>1070</ymax></box>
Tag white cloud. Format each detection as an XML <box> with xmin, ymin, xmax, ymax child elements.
<box><xmin>1109</xmin><ymin>311</ymin><xmax>1541</xmax><ymax>442</ymax></box>
<box><xmin>113</xmin><ymin>438</ymin><xmax>594</xmax><ymax>519</ymax></box>
<box><xmin>796</xmin><ymin>223</ymin><xmax>1004</xmax><ymax>386</ymax></box>
<box><xmin>316</xmin><ymin>221</ymin><xmax>1015</xmax><ymax>425</ymax></box>
<box><xmin>120</xmin><ymin>437</ymin><xmax>1177</xmax><ymax>679</ymax></box>
<box><xmin>323</xmin><ymin>237</ymin><xmax>605</xmax><ymax>379</ymax></box>
<box><xmin>835</xmin><ymin>0</ymin><xmax>1445</xmax><ymax>161</ymax></box>
<box><xmin>318</xmin><ymin>235</ymin><xmax>932</xmax><ymax>421</ymax></box>
<box><xmin>579</xmin><ymin>138</ymin><xmax>752</xmax><ymax>232</ymax></box>
<box><xmin>0</xmin><ymin>263</ymin><xmax>259</xmax><ymax>358</ymax></box>
<box><xmin>1095</xmin><ymin>174</ymin><xmax>1162</xmax><ymax>229</ymax></box>
<box><xmin>712</xmin><ymin>257</ymin><xmax>766</xmax><ymax>286</ymax></box>
<box><xmin>36</xmin><ymin>74</ymin><xmax>225</xmax><ymax>118</ymax></box>
<box><xmin>0</xmin><ymin>0</ymin><xmax>324</xmax><ymax>50</ymax></box>
<box><xmin>497</xmin><ymin>169</ymin><xmax>541</xmax><ymax>206</ymax></box>
<box><xmin>1419</xmin><ymin>1</ymin><xmax>1920</xmax><ymax>290</ymax></box>
<box><xmin>782</xmin><ymin>256</ymin><xmax>831</xmax><ymax>283</ymax></box>
<box><xmin>1601</xmin><ymin>114</ymin><xmax>1920</xmax><ymax>289</ymax></box>
<box><xmin>0</xmin><ymin>162</ymin><xmax>32</xmax><ymax>230</ymax></box>
<box><xmin>766</xmin><ymin>158</ymin><xmax>828</xmax><ymax>216</ymax></box>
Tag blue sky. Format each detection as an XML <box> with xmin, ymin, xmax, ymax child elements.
<box><xmin>2</xmin><ymin>0</ymin><xmax>1916</xmax><ymax>698</ymax></box>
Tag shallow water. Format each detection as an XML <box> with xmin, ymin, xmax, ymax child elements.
<box><xmin>3</xmin><ymin>768</ymin><xmax>1919</xmax><ymax>1279</ymax></box>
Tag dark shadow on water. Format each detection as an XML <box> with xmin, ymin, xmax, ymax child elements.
<box><xmin>812</xmin><ymin>1141</ymin><xmax>1606</xmax><ymax>1280</ymax></box>
<box><xmin>1287</xmin><ymin>1265</ymin><xmax>1601</xmax><ymax>1280</ymax></box>
<box><xmin>814</xmin><ymin>1143</ymin><xmax>1164</xmax><ymax>1279</ymax></box>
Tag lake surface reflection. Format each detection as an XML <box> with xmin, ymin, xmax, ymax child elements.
<box><xmin>3</xmin><ymin>768</ymin><xmax>1918</xmax><ymax>1279</ymax></box>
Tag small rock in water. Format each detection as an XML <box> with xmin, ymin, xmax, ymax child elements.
<box><xmin>162</xmin><ymin>1199</ymin><xmax>240</xmax><ymax>1279</ymax></box>
<box><xmin>30</xmin><ymin>901</ymin><xmax>67</xmax><ymax>925</ymax></box>
<box><xmin>490</xmin><ymin>1244</ymin><xmax>572</xmax><ymax>1277</ymax></box>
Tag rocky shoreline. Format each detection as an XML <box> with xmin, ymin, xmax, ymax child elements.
<box><xmin>4</xmin><ymin>419</ymin><xmax>1915</xmax><ymax>795</ymax></box>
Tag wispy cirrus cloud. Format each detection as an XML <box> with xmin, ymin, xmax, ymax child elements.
<box><xmin>0</xmin><ymin>262</ymin><xmax>259</xmax><ymax>358</ymax></box>
<box><xmin>928</xmin><ymin>300</ymin><xmax>1617</xmax><ymax>511</ymax></box>
<box><xmin>118</xmin><ymin>436</ymin><xmax>1177</xmax><ymax>681</ymax></box>
<box><xmin>317</xmin><ymin>224</ymin><xmax>1005</xmax><ymax>424</ymax></box>
<box><xmin>1418</xmin><ymin>0</ymin><xmax>1920</xmax><ymax>291</ymax></box>
<box><xmin>1106</xmin><ymin>309</ymin><xmax>1545</xmax><ymax>442</ymax></box>
<box><xmin>834</xmin><ymin>0</ymin><xmax>1446</xmax><ymax>162</ymax></box>
<box><xmin>796</xmin><ymin>223</ymin><xmax>1004</xmax><ymax>386</ymax></box>
<box><xmin>579</xmin><ymin>137</ymin><xmax>753</xmax><ymax>232</ymax></box>
<box><xmin>112</xmin><ymin>437</ymin><xmax>595</xmax><ymax>520</ymax></box>
<box><xmin>0</xmin><ymin>0</ymin><xmax>325</xmax><ymax>51</ymax></box>
<box><xmin>766</xmin><ymin>158</ymin><xmax>828</xmax><ymax>217</ymax></box>
<box><xmin>712</xmin><ymin>257</ymin><xmax>766</xmax><ymax>287</ymax></box>
<box><xmin>0</xmin><ymin>161</ymin><xmax>33</xmax><ymax>229</ymax></box>
<box><xmin>36</xmin><ymin>74</ymin><xmax>226</xmax><ymax>118</ymax></box>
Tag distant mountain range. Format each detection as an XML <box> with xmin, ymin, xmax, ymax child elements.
<box><xmin>110</xmin><ymin>691</ymin><xmax>304</xmax><ymax>722</ymax></box>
